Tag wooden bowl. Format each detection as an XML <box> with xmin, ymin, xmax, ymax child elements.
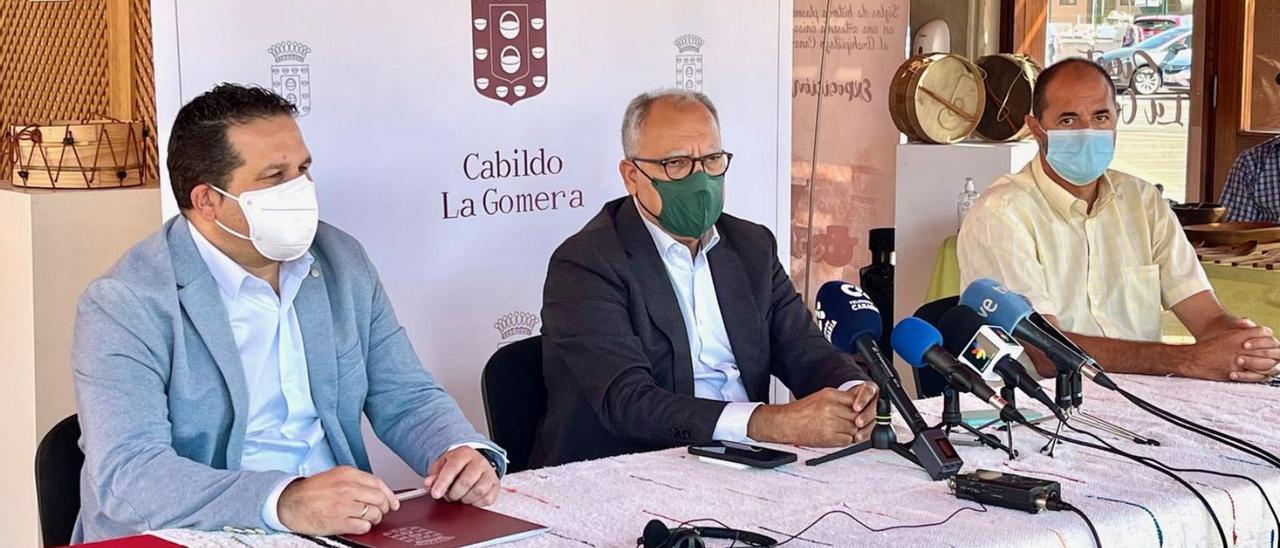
<box><xmin>1172</xmin><ymin>202</ymin><xmax>1227</xmax><ymax>226</ymax></box>
<box><xmin>1183</xmin><ymin>222</ymin><xmax>1280</xmax><ymax>246</ymax></box>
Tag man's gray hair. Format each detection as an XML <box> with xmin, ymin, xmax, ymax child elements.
<box><xmin>620</xmin><ymin>89</ymin><xmax>720</xmax><ymax>158</ymax></box>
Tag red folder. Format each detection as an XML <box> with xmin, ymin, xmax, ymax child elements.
<box><xmin>341</xmin><ymin>496</ymin><xmax>547</xmax><ymax>548</ymax></box>
<box><xmin>73</xmin><ymin>535</ymin><xmax>182</xmax><ymax>547</ymax></box>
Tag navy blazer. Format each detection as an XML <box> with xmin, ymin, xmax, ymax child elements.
<box><xmin>529</xmin><ymin>197</ymin><xmax>866</xmax><ymax>467</ymax></box>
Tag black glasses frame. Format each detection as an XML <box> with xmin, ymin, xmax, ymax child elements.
<box><xmin>631</xmin><ymin>151</ymin><xmax>733</xmax><ymax>180</ymax></box>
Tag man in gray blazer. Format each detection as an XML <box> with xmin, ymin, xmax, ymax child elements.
<box><xmin>71</xmin><ymin>84</ymin><xmax>505</xmax><ymax>541</ymax></box>
<box><xmin>529</xmin><ymin>90</ymin><xmax>877</xmax><ymax>468</ymax></box>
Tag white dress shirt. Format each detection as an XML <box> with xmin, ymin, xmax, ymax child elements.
<box><xmin>637</xmin><ymin>207</ymin><xmax>759</xmax><ymax>441</ymax></box>
<box><xmin>188</xmin><ymin>221</ymin><xmax>336</xmax><ymax>531</ymax></box>
<box><xmin>637</xmin><ymin>205</ymin><xmax>863</xmax><ymax>442</ymax></box>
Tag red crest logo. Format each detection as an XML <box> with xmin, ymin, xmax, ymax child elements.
<box><xmin>471</xmin><ymin>1</ymin><xmax>548</xmax><ymax>105</ymax></box>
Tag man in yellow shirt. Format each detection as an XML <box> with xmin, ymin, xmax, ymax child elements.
<box><xmin>958</xmin><ymin>58</ymin><xmax>1280</xmax><ymax>382</ymax></box>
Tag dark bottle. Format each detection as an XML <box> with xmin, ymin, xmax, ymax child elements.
<box><xmin>859</xmin><ymin>228</ymin><xmax>895</xmax><ymax>354</ymax></box>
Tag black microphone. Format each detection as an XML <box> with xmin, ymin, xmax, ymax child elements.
<box><xmin>892</xmin><ymin>317</ymin><xmax>1027</xmax><ymax>425</ymax></box>
<box><xmin>815</xmin><ymin>281</ymin><xmax>929</xmax><ymax>435</ymax></box>
<box><xmin>962</xmin><ymin>280</ymin><xmax>1280</xmax><ymax>470</ymax></box>
<box><xmin>960</xmin><ymin>279</ymin><xmax>1118</xmax><ymax>391</ymax></box>
<box><xmin>940</xmin><ymin>306</ymin><xmax>1068</xmax><ymax>422</ymax></box>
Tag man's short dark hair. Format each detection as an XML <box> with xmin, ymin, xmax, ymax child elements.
<box><xmin>1032</xmin><ymin>57</ymin><xmax>1117</xmax><ymax>119</ymax></box>
<box><xmin>167</xmin><ymin>83</ymin><xmax>297</xmax><ymax>209</ymax></box>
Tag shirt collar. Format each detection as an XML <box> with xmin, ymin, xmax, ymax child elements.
<box><xmin>186</xmin><ymin>218</ymin><xmax>314</xmax><ymax>299</ymax></box>
<box><xmin>634</xmin><ymin>199</ymin><xmax>720</xmax><ymax>259</ymax></box>
<box><xmin>1030</xmin><ymin>156</ymin><xmax>1117</xmax><ymax>218</ymax></box>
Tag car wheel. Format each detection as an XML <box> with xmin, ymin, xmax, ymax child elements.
<box><xmin>1133</xmin><ymin>66</ymin><xmax>1162</xmax><ymax>95</ymax></box>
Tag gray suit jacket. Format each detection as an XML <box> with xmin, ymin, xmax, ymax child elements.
<box><xmin>71</xmin><ymin>218</ymin><xmax>502</xmax><ymax>541</ymax></box>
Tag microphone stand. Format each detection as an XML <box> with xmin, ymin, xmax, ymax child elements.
<box><xmin>1040</xmin><ymin>372</ymin><xmax>1072</xmax><ymax>456</ymax></box>
<box><xmin>807</xmin><ymin>379</ymin><xmax>919</xmax><ymax>467</ymax></box>
<box><xmin>1040</xmin><ymin>371</ymin><xmax>1158</xmax><ymax>456</ymax></box>
<box><xmin>1071</xmin><ymin>370</ymin><xmax>1160</xmax><ymax>446</ymax></box>
<box><xmin>939</xmin><ymin>387</ymin><xmax>1017</xmax><ymax>459</ymax></box>
<box><xmin>1039</xmin><ymin>371</ymin><xmax>1162</xmax><ymax>455</ymax></box>
<box><xmin>807</xmin><ymin>377</ymin><xmax>964</xmax><ymax>481</ymax></box>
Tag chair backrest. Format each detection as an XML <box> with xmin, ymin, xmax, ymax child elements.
<box><xmin>481</xmin><ymin>335</ymin><xmax>546</xmax><ymax>473</ymax></box>
<box><xmin>35</xmin><ymin>414</ymin><xmax>83</xmax><ymax>547</ymax></box>
<box><xmin>911</xmin><ymin>296</ymin><xmax>960</xmax><ymax>398</ymax></box>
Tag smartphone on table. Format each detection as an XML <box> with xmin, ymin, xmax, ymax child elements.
<box><xmin>687</xmin><ymin>441</ymin><xmax>796</xmax><ymax>469</ymax></box>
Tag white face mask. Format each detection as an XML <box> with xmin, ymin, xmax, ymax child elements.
<box><xmin>210</xmin><ymin>174</ymin><xmax>319</xmax><ymax>262</ymax></box>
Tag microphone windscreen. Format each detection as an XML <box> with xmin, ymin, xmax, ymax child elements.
<box><xmin>939</xmin><ymin>306</ymin><xmax>989</xmax><ymax>356</ymax></box>
<box><xmin>815</xmin><ymin>281</ymin><xmax>882</xmax><ymax>352</ymax></box>
<box><xmin>891</xmin><ymin>317</ymin><xmax>944</xmax><ymax>368</ymax></box>
<box><xmin>959</xmin><ymin>278</ymin><xmax>1033</xmax><ymax>332</ymax></box>
<box><xmin>642</xmin><ymin>520</ymin><xmax>670</xmax><ymax>548</ymax></box>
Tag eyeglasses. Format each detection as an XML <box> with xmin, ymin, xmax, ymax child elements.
<box><xmin>632</xmin><ymin>151</ymin><xmax>733</xmax><ymax>180</ymax></box>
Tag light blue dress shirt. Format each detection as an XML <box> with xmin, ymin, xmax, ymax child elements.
<box><xmin>188</xmin><ymin>221</ymin><xmax>336</xmax><ymax>530</ymax></box>
<box><xmin>636</xmin><ymin>206</ymin><xmax>761</xmax><ymax>441</ymax></box>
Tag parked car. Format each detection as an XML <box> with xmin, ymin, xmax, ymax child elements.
<box><xmin>1122</xmin><ymin>15</ymin><xmax>1192</xmax><ymax>47</ymax></box>
<box><xmin>1099</xmin><ymin>27</ymin><xmax>1191</xmax><ymax>95</ymax></box>
<box><xmin>1161</xmin><ymin>47</ymin><xmax>1193</xmax><ymax>91</ymax></box>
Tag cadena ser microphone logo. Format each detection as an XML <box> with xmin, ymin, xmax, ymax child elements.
<box><xmin>472</xmin><ymin>0</ymin><xmax>548</xmax><ymax>105</ymax></box>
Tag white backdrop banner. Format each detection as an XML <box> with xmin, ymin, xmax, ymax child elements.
<box><xmin>152</xmin><ymin>0</ymin><xmax>793</xmax><ymax>485</ymax></box>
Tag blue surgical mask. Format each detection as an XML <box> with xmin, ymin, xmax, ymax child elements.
<box><xmin>1044</xmin><ymin>129</ymin><xmax>1115</xmax><ymax>186</ymax></box>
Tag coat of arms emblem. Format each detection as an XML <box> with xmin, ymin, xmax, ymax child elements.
<box><xmin>674</xmin><ymin>34</ymin><xmax>705</xmax><ymax>92</ymax></box>
<box><xmin>472</xmin><ymin>1</ymin><xmax>548</xmax><ymax>105</ymax></box>
<box><xmin>269</xmin><ymin>41</ymin><xmax>311</xmax><ymax>116</ymax></box>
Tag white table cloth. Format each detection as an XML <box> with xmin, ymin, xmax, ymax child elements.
<box><xmin>152</xmin><ymin>374</ymin><xmax>1280</xmax><ymax>548</ymax></box>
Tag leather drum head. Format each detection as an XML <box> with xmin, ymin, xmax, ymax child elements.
<box><xmin>893</xmin><ymin>54</ymin><xmax>984</xmax><ymax>144</ymax></box>
<box><xmin>975</xmin><ymin>54</ymin><xmax>1042</xmax><ymax>142</ymax></box>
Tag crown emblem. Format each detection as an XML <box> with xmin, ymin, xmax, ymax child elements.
<box><xmin>673</xmin><ymin>34</ymin><xmax>705</xmax><ymax>54</ymax></box>
<box><xmin>493</xmin><ymin>311</ymin><xmax>540</xmax><ymax>339</ymax></box>
<box><xmin>269</xmin><ymin>41</ymin><xmax>311</xmax><ymax>63</ymax></box>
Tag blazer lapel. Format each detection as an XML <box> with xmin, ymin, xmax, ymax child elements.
<box><xmin>290</xmin><ymin>254</ymin><xmax>355</xmax><ymax>465</ymax></box>
<box><xmin>168</xmin><ymin>219</ymin><xmax>251</xmax><ymax>468</ymax></box>
<box><xmin>708</xmin><ymin>240</ymin><xmax>769</xmax><ymax>402</ymax></box>
<box><xmin>616</xmin><ymin>199</ymin><xmax>695</xmax><ymax>395</ymax></box>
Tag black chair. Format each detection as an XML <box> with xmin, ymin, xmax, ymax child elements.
<box><xmin>36</xmin><ymin>414</ymin><xmax>83</xmax><ymax>547</ymax></box>
<box><xmin>481</xmin><ymin>335</ymin><xmax>546</xmax><ymax>474</ymax></box>
<box><xmin>911</xmin><ymin>296</ymin><xmax>959</xmax><ymax>398</ymax></box>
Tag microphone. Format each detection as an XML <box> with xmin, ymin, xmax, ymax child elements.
<box><xmin>891</xmin><ymin>317</ymin><xmax>1027</xmax><ymax>425</ymax></box>
<box><xmin>940</xmin><ymin>305</ymin><xmax>1067</xmax><ymax>422</ymax></box>
<box><xmin>959</xmin><ymin>278</ymin><xmax>1118</xmax><ymax>391</ymax></box>
<box><xmin>938</xmin><ymin>306</ymin><xmax>1024</xmax><ymax>383</ymax></box>
<box><xmin>815</xmin><ymin>281</ymin><xmax>929</xmax><ymax>435</ymax></box>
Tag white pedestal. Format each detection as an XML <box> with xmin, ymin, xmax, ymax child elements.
<box><xmin>892</xmin><ymin>141</ymin><xmax>1038</xmax><ymax>389</ymax></box>
<box><xmin>0</xmin><ymin>182</ymin><xmax>160</xmax><ymax>545</ymax></box>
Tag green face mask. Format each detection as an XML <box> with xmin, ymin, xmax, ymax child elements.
<box><xmin>636</xmin><ymin>167</ymin><xmax>725</xmax><ymax>239</ymax></box>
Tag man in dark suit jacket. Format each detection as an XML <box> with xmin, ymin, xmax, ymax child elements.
<box><xmin>530</xmin><ymin>90</ymin><xmax>876</xmax><ymax>468</ymax></box>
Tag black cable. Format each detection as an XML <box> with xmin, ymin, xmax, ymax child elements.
<box><xmin>1023</xmin><ymin>421</ymin><xmax>1229</xmax><ymax>547</ymax></box>
<box><xmin>772</xmin><ymin>503</ymin><xmax>989</xmax><ymax>546</ymax></box>
<box><xmin>1120</xmin><ymin>388</ymin><xmax>1280</xmax><ymax>467</ymax></box>
<box><xmin>1116</xmin><ymin>386</ymin><xmax>1280</xmax><ymax>469</ymax></box>
<box><xmin>1048</xmin><ymin>500</ymin><xmax>1101</xmax><ymax>548</ymax></box>
<box><xmin>1065</xmin><ymin>421</ymin><xmax>1280</xmax><ymax>537</ymax></box>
